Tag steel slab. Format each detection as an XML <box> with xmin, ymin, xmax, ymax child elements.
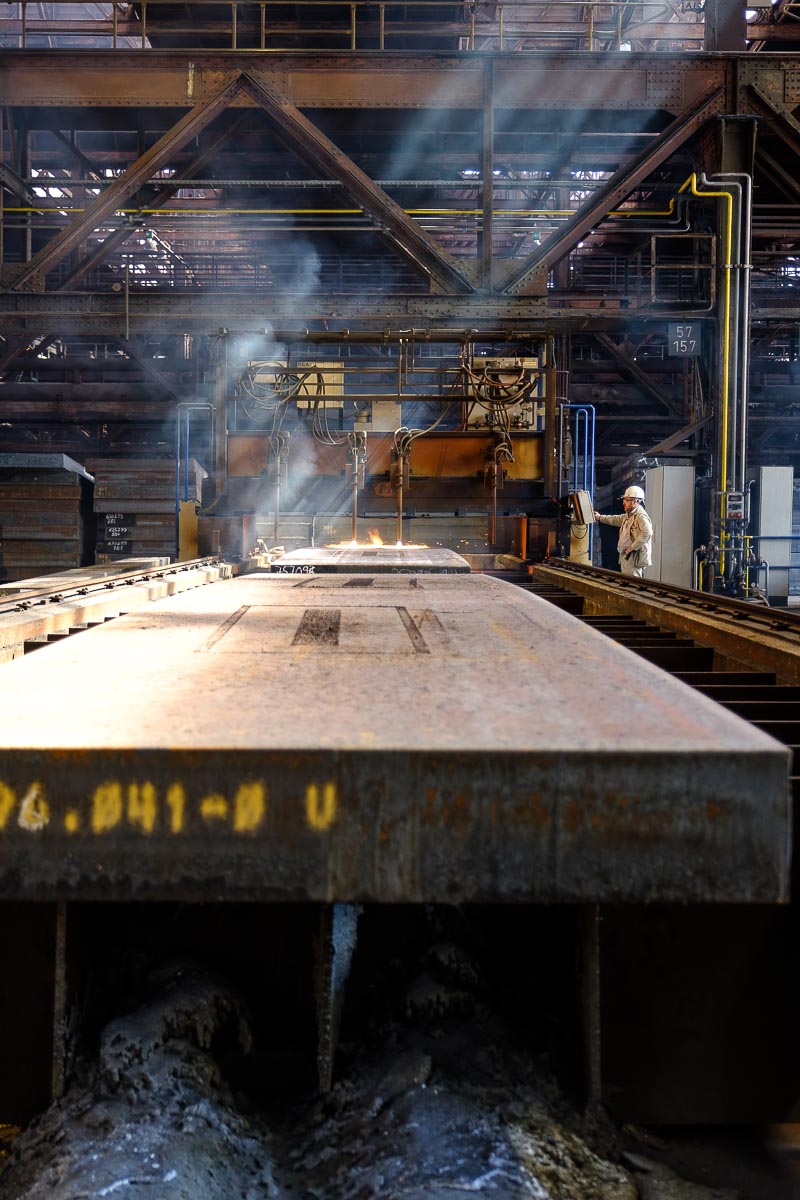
<box><xmin>271</xmin><ymin>546</ymin><xmax>471</xmax><ymax>573</ymax></box>
<box><xmin>0</xmin><ymin>573</ymin><xmax>790</xmax><ymax>903</ymax></box>
<box><xmin>0</xmin><ymin>453</ymin><xmax>94</xmax><ymax>480</ymax></box>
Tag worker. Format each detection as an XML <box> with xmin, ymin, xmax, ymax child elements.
<box><xmin>593</xmin><ymin>485</ymin><xmax>653</xmax><ymax>577</ymax></box>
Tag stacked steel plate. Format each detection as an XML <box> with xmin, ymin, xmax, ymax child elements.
<box><xmin>86</xmin><ymin>457</ymin><xmax>204</xmax><ymax>564</ymax></box>
<box><xmin>0</xmin><ymin>453</ymin><xmax>93</xmax><ymax>582</ymax></box>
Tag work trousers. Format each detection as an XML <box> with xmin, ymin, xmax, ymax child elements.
<box><xmin>620</xmin><ymin>557</ymin><xmax>645</xmax><ymax>578</ymax></box>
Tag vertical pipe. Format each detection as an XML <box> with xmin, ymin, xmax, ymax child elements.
<box><xmin>557</xmin><ymin>404</ymin><xmax>564</xmax><ymax>509</ymax></box>
<box><xmin>174</xmin><ymin>408</ymin><xmax>183</xmax><ymax>548</ymax></box>
<box><xmin>184</xmin><ymin>409</ymin><xmax>191</xmax><ymax>502</ymax></box>
<box><xmin>379</xmin><ymin>3</ymin><xmax>384</xmax><ymax>48</ymax></box>
<box><xmin>563</xmin><ymin>403</ymin><xmax>596</xmax><ymax>557</ymax></box>
<box><xmin>124</xmin><ymin>263</ymin><xmax>130</xmax><ymax>341</ymax></box>
<box><xmin>544</xmin><ymin>338</ymin><xmax>557</xmax><ymax>497</ymax></box>
<box><xmin>737</xmin><ymin>169</ymin><xmax>753</xmax><ymax>496</ymax></box>
<box><xmin>481</xmin><ymin>60</ymin><xmax>495</xmax><ymax>291</ymax></box>
<box><xmin>518</xmin><ymin>514</ymin><xmax>527</xmax><ymax>560</ymax></box>
<box><xmin>708</xmin><ymin>157</ymin><xmax>754</xmax><ymax>496</ymax></box>
<box><xmin>350</xmin><ymin>3</ymin><xmax>356</xmax><ymax>49</ymax></box>
<box><xmin>232</xmin><ymin>1</ymin><xmax>237</xmax><ymax>48</ymax></box>
<box><xmin>396</xmin><ymin>474</ymin><xmax>403</xmax><ymax>544</ymax></box>
<box><xmin>273</xmin><ymin>479</ymin><xmax>280</xmax><ymax>546</ymax></box>
<box><xmin>214</xmin><ymin>362</ymin><xmax>228</xmax><ymax>502</ymax></box>
<box><xmin>679</xmin><ymin>175</ymin><xmax>733</xmax><ymax>574</ymax></box>
<box><xmin>351</xmin><ymin>471</ymin><xmax>358</xmax><ymax>542</ymax></box>
<box><xmin>175</xmin><ymin>403</ymin><xmax>213</xmax><ymax>544</ymax></box>
<box><xmin>260</xmin><ymin>1</ymin><xmax>266</xmax><ymax>47</ymax></box>
<box><xmin>273</xmin><ymin>440</ymin><xmax>281</xmax><ymax>546</ymax></box>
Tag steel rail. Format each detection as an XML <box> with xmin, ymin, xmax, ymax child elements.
<box><xmin>0</xmin><ymin>556</ymin><xmax>224</xmax><ymax>616</ymax></box>
<box><xmin>541</xmin><ymin>557</ymin><xmax>800</xmax><ymax>635</ymax></box>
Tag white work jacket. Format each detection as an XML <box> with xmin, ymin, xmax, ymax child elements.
<box><xmin>596</xmin><ymin>505</ymin><xmax>653</xmax><ymax>568</ymax></box>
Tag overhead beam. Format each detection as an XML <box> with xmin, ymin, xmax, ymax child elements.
<box><xmin>750</xmin><ymin>323</ymin><xmax>793</xmax><ymax>360</ymax></box>
<box><xmin>749</xmin><ymin>84</ymin><xmax>800</xmax><ymax>158</ymax></box>
<box><xmin>593</xmin><ymin>334</ymin><xmax>683</xmax><ymax>418</ymax></box>
<box><xmin>639</xmin><ymin>415</ymin><xmax>711</xmax><ymax>455</ymax></box>
<box><xmin>0</xmin><ymin>398</ymin><xmax>172</xmax><ymax>419</ymax></box>
<box><xmin>0</xmin><ymin>332</ymin><xmax>58</xmax><ymax>377</ymax></box>
<box><xmin>0</xmin><ymin>52</ymin><xmax>729</xmax><ymax>112</ymax></box>
<box><xmin>7</xmin><ymin>73</ymin><xmax>245</xmax><ymax>293</ymax></box>
<box><xmin>45</xmin><ymin>127</ymin><xmax>102</xmax><ymax>179</ymax></box>
<box><xmin>498</xmin><ymin>84</ymin><xmax>725</xmax><ymax>296</ymax></box>
<box><xmin>111</xmin><ymin>336</ymin><xmax>182</xmax><ymax>402</ymax></box>
<box><xmin>0</xmin><ymin>163</ymin><xmax>36</xmax><ymax>205</ymax></box>
<box><xmin>0</xmin><ymin>291</ymin><xmax>723</xmax><ymax>333</ymax></box>
<box><xmin>58</xmin><ymin>112</ymin><xmax>251</xmax><ymax>290</ymax></box>
<box><xmin>743</xmin><ymin>21</ymin><xmax>800</xmax><ymax>39</ymax></box>
<box><xmin>240</xmin><ymin>71</ymin><xmax>476</xmax><ymax>295</ymax></box>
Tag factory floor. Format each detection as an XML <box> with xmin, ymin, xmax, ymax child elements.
<box><xmin>620</xmin><ymin>1123</ymin><xmax>800</xmax><ymax>1198</ymax></box>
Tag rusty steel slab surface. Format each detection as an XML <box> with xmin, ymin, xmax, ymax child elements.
<box><xmin>271</xmin><ymin>546</ymin><xmax>471</xmax><ymax>573</ymax></box>
<box><xmin>0</xmin><ymin>572</ymin><xmax>790</xmax><ymax>904</ymax></box>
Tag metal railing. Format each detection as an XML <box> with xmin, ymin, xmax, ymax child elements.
<box><xmin>0</xmin><ymin>0</ymin><xmax>706</xmax><ymax>52</ymax></box>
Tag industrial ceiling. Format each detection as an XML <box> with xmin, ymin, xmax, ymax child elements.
<box><xmin>1</xmin><ymin>1</ymin><xmax>799</xmax><ymax>485</ymax></box>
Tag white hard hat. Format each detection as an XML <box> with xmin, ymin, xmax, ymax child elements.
<box><xmin>622</xmin><ymin>485</ymin><xmax>645</xmax><ymax>500</ymax></box>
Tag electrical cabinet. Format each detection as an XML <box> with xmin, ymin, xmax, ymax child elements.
<box><xmin>750</xmin><ymin>465</ymin><xmax>793</xmax><ymax>605</ymax></box>
<box><xmin>645</xmin><ymin>464</ymin><xmax>695</xmax><ymax>587</ymax></box>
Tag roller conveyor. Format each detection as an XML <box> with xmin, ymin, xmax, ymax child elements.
<box><xmin>0</xmin><ymin>570</ymin><xmax>790</xmax><ymax>904</ymax></box>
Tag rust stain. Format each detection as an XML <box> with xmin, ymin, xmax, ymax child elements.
<box><xmin>524</xmin><ymin>792</ymin><xmax>550</xmax><ymax>827</ymax></box>
<box><xmin>563</xmin><ymin>800</ymin><xmax>582</xmax><ymax>833</ymax></box>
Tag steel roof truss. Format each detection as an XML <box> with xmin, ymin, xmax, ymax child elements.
<box><xmin>7</xmin><ymin>73</ymin><xmax>246</xmax><ymax>293</ymax></box>
<box><xmin>240</xmin><ymin>70</ymin><xmax>477</xmax><ymax>296</ymax></box>
<box><xmin>496</xmin><ymin>83</ymin><xmax>725</xmax><ymax>297</ymax></box>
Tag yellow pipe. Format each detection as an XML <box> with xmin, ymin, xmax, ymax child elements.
<box><xmin>678</xmin><ymin>174</ymin><xmax>733</xmax><ymax>565</ymax></box>
<box><xmin>613</xmin><ymin>197</ymin><xmax>677</xmax><ymax>218</ymax></box>
<box><xmin>678</xmin><ymin>174</ymin><xmax>732</xmax><ymax>496</ymax></box>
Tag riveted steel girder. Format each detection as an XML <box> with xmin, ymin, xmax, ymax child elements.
<box><xmin>0</xmin><ymin>50</ymin><xmax>732</xmax><ymax>113</ymax></box>
<box><xmin>593</xmin><ymin>333</ymin><xmax>683</xmax><ymax>418</ymax></box>
<box><xmin>58</xmin><ymin>112</ymin><xmax>251</xmax><ymax>290</ymax></box>
<box><xmin>498</xmin><ymin>83</ymin><xmax>726</xmax><ymax>295</ymax></box>
<box><xmin>0</xmin><ymin>290</ymin><xmax>724</xmax><ymax>335</ymax></box>
<box><xmin>8</xmin><ymin>73</ymin><xmax>245</xmax><ymax>292</ymax></box>
<box><xmin>749</xmin><ymin>83</ymin><xmax>800</xmax><ymax>157</ymax></box>
<box><xmin>240</xmin><ymin>71</ymin><xmax>476</xmax><ymax>294</ymax></box>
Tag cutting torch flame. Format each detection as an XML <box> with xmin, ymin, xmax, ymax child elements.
<box><xmin>324</xmin><ymin>538</ymin><xmax>429</xmax><ymax>549</ymax></box>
